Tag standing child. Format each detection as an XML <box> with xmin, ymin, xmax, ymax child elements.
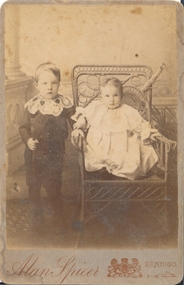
<box><xmin>19</xmin><ymin>62</ymin><xmax>75</xmax><ymax>232</ymax></box>
<box><xmin>72</xmin><ymin>77</ymin><xmax>160</xmax><ymax>180</ymax></box>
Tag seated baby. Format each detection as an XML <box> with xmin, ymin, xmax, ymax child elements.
<box><xmin>71</xmin><ymin>77</ymin><xmax>160</xmax><ymax>180</ymax></box>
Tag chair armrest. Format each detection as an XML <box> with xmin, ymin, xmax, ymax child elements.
<box><xmin>152</xmin><ymin>135</ymin><xmax>177</xmax><ymax>178</ymax></box>
<box><xmin>155</xmin><ymin>135</ymin><xmax>177</xmax><ymax>152</ymax></box>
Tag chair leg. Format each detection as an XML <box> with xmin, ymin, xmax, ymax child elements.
<box><xmin>71</xmin><ymin>176</ymin><xmax>84</xmax><ymax>232</ymax></box>
<box><xmin>141</xmin><ymin>200</ymin><xmax>167</xmax><ymax>230</ymax></box>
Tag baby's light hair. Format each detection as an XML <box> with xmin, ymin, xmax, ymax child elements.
<box><xmin>100</xmin><ymin>77</ymin><xmax>123</xmax><ymax>95</ymax></box>
<box><xmin>35</xmin><ymin>62</ymin><xmax>61</xmax><ymax>83</ymax></box>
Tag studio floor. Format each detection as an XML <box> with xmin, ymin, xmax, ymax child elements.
<box><xmin>6</xmin><ymin>142</ymin><xmax>178</xmax><ymax>250</ymax></box>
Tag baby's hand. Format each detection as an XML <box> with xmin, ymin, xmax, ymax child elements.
<box><xmin>27</xmin><ymin>138</ymin><xmax>39</xmax><ymax>150</ymax></box>
<box><xmin>149</xmin><ymin>130</ymin><xmax>161</xmax><ymax>141</ymax></box>
<box><xmin>73</xmin><ymin>115</ymin><xmax>87</xmax><ymax>130</ymax></box>
<box><xmin>73</xmin><ymin>121</ymin><xmax>83</xmax><ymax>130</ymax></box>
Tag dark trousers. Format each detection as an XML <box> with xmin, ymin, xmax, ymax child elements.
<box><xmin>24</xmin><ymin>147</ymin><xmax>64</xmax><ymax>215</ymax></box>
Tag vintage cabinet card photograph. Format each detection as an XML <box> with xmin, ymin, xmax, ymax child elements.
<box><xmin>0</xmin><ymin>0</ymin><xmax>183</xmax><ymax>284</ymax></box>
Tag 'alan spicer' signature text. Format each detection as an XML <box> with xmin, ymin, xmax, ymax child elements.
<box><xmin>6</xmin><ymin>254</ymin><xmax>99</xmax><ymax>284</ymax></box>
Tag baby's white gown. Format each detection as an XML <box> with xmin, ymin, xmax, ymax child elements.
<box><xmin>72</xmin><ymin>101</ymin><xmax>158</xmax><ymax>180</ymax></box>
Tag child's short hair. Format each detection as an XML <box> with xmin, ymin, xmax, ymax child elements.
<box><xmin>35</xmin><ymin>62</ymin><xmax>61</xmax><ymax>83</ymax></box>
<box><xmin>100</xmin><ymin>77</ymin><xmax>123</xmax><ymax>94</ymax></box>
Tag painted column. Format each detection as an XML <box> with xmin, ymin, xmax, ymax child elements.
<box><xmin>5</xmin><ymin>4</ymin><xmax>26</xmax><ymax>80</ymax></box>
<box><xmin>5</xmin><ymin>4</ymin><xmax>32</xmax><ymax>176</ymax></box>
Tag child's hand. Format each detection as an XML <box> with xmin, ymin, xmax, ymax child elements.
<box><xmin>72</xmin><ymin>129</ymin><xmax>85</xmax><ymax>139</ymax></box>
<box><xmin>71</xmin><ymin>129</ymin><xmax>85</xmax><ymax>149</ymax></box>
<box><xmin>27</xmin><ymin>138</ymin><xmax>39</xmax><ymax>150</ymax></box>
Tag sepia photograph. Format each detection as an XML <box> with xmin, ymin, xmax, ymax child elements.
<box><xmin>1</xmin><ymin>0</ymin><xmax>183</xmax><ymax>284</ymax></box>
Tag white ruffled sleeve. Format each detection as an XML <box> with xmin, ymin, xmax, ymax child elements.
<box><xmin>125</xmin><ymin>105</ymin><xmax>153</xmax><ymax>141</ymax></box>
<box><xmin>71</xmin><ymin>100</ymin><xmax>100</xmax><ymax>126</ymax></box>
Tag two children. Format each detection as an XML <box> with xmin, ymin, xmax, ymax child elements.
<box><xmin>19</xmin><ymin>65</ymin><xmax>159</xmax><ymax>232</ymax></box>
<box><xmin>19</xmin><ymin>63</ymin><xmax>75</xmax><ymax>231</ymax></box>
<box><xmin>72</xmin><ymin>78</ymin><xmax>159</xmax><ymax>180</ymax></box>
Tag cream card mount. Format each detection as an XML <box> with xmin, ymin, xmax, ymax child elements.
<box><xmin>0</xmin><ymin>0</ymin><xmax>183</xmax><ymax>284</ymax></box>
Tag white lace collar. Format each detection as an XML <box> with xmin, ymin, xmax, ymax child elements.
<box><xmin>25</xmin><ymin>94</ymin><xmax>73</xmax><ymax>116</ymax></box>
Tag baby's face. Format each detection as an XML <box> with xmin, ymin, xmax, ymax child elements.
<box><xmin>36</xmin><ymin>71</ymin><xmax>60</xmax><ymax>99</ymax></box>
<box><xmin>100</xmin><ymin>85</ymin><xmax>122</xmax><ymax>109</ymax></box>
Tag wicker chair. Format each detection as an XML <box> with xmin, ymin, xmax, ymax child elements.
<box><xmin>72</xmin><ymin>65</ymin><xmax>177</xmax><ymax>227</ymax></box>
